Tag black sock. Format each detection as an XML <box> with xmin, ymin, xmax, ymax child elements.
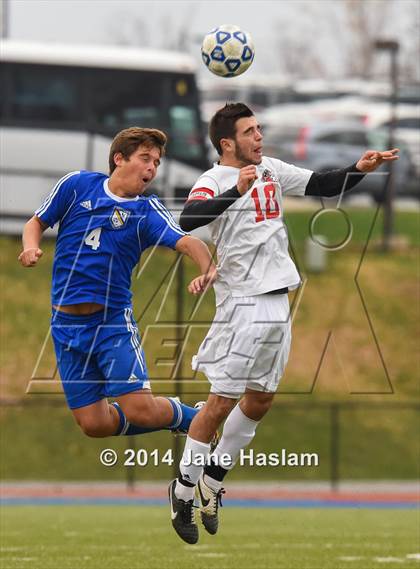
<box><xmin>178</xmin><ymin>475</ymin><xmax>195</xmax><ymax>488</ymax></box>
<box><xmin>204</xmin><ymin>457</ymin><xmax>228</xmax><ymax>482</ymax></box>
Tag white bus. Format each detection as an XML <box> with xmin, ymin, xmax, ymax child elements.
<box><xmin>0</xmin><ymin>40</ymin><xmax>208</xmax><ymax>234</ymax></box>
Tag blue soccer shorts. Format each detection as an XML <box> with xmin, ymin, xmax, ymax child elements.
<box><xmin>51</xmin><ymin>306</ymin><xmax>150</xmax><ymax>409</ymax></box>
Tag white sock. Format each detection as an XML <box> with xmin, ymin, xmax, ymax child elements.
<box><xmin>175</xmin><ymin>436</ymin><xmax>211</xmax><ymax>501</ymax></box>
<box><xmin>175</xmin><ymin>479</ymin><xmax>196</xmax><ymax>501</ymax></box>
<box><xmin>203</xmin><ymin>473</ymin><xmax>223</xmax><ymax>492</ymax></box>
<box><xmin>212</xmin><ymin>404</ymin><xmax>259</xmax><ymax>470</ymax></box>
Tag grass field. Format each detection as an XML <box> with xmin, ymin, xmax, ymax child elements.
<box><xmin>0</xmin><ymin>208</ymin><xmax>419</xmax><ymax>481</ymax></box>
<box><xmin>1</xmin><ymin>209</ymin><xmax>419</xmax><ymax>568</ymax></box>
<box><xmin>1</xmin><ymin>207</ymin><xmax>419</xmax><ymax>398</ymax></box>
<box><xmin>1</xmin><ymin>403</ymin><xmax>419</xmax><ymax>481</ymax></box>
<box><xmin>1</xmin><ymin>506</ymin><xmax>419</xmax><ymax>569</ymax></box>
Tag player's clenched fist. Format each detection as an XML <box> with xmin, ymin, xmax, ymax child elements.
<box><xmin>237</xmin><ymin>165</ymin><xmax>257</xmax><ymax>195</ymax></box>
<box><xmin>187</xmin><ymin>266</ymin><xmax>217</xmax><ymax>295</ymax></box>
<box><xmin>18</xmin><ymin>248</ymin><xmax>43</xmax><ymax>267</ymax></box>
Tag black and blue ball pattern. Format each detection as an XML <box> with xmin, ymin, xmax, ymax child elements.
<box><xmin>201</xmin><ymin>24</ymin><xmax>255</xmax><ymax>77</ymax></box>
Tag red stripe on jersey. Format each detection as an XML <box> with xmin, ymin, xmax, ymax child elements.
<box><xmin>187</xmin><ymin>187</ymin><xmax>215</xmax><ymax>202</ymax></box>
<box><xmin>187</xmin><ymin>195</ymin><xmax>208</xmax><ymax>201</ymax></box>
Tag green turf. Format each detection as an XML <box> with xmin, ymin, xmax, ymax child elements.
<box><xmin>1</xmin><ymin>506</ymin><xmax>418</xmax><ymax>569</ymax></box>
<box><xmin>1</xmin><ymin>209</ymin><xmax>419</xmax><ymax>482</ymax></box>
<box><xmin>1</xmin><ymin>403</ymin><xmax>419</xmax><ymax>481</ymax></box>
<box><xmin>284</xmin><ymin>207</ymin><xmax>420</xmax><ymax>249</ymax></box>
<box><xmin>2</xmin><ymin>208</ymin><xmax>419</xmax><ymax>398</ymax></box>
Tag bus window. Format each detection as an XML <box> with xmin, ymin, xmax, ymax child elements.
<box><xmin>169</xmin><ymin>105</ymin><xmax>202</xmax><ymax>159</ymax></box>
<box><xmin>0</xmin><ymin>66</ymin><xmax>7</xmax><ymax>120</ymax></box>
<box><xmin>89</xmin><ymin>69</ymin><xmax>164</xmax><ymax>131</ymax></box>
<box><xmin>8</xmin><ymin>64</ymin><xmax>82</xmax><ymax>125</ymax></box>
<box><xmin>167</xmin><ymin>75</ymin><xmax>204</xmax><ymax>161</ymax></box>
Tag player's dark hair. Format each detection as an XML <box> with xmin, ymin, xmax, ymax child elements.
<box><xmin>209</xmin><ymin>103</ymin><xmax>254</xmax><ymax>155</ymax></box>
<box><xmin>109</xmin><ymin>127</ymin><xmax>167</xmax><ymax>174</ymax></box>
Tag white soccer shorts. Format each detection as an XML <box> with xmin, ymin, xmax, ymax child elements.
<box><xmin>192</xmin><ymin>293</ymin><xmax>291</xmax><ymax>397</ymax></box>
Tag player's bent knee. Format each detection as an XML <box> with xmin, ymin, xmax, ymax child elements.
<box><xmin>204</xmin><ymin>397</ymin><xmax>235</xmax><ymax>422</ymax></box>
<box><xmin>74</xmin><ymin>412</ymin><xmax>113</xmax><ymax>438</ymax></box>
<box><xmin>241</xmin><ymin>393</ymin><xmax>274</xmax><ymax>420</ymax></box>
<box><xmin>258</xmin><ymin>398</ymin><xmax>274</xmax><ymax>414</ymax></box>
<box><xmin>78</xmin><ymin>420</ymin><xmax>109</xmax><ymax>438</ymax></box>
<box><xmin>206</xmin><ymin>407</ymin><xmax>229</xmax><ymax>425</ymax></box>
<box><xmin>119</xmin><ymin>400</ymin><xmax>158</xmax><ymax>427</ymax></box>
<box><xmin>124</xmin><ymin>408</ymin><xmax>153</xmax><ymax>426</ymax></box>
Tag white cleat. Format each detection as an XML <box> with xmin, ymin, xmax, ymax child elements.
<box><xmin>196</xmin><ymin>475</ymin><xmax>225</xmax><ymax>535</ymax></box>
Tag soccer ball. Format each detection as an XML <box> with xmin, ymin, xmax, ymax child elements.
<box><xmin>201</xmin><ymin>24</ymin><xmax>255</xmax><ymax>78</ymax></box>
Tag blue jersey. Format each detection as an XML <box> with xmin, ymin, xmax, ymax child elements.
<box><xmin>35</xmin><ymin>171</ymin><xmax>186</xmax><ymax>308</ymax></box>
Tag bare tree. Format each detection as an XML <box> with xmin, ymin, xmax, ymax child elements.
<box><xmin>274</xmin><ymin>1</ymin><xmax>328</xmax><ymax>79</ymax></box>
<box><xmin>107</xmin><ymin>2</ymin><xmax>198</xmax><ymax>53</ymax></box>
<box><xmin>282</xmin><ymin>0</ymin><xmax>417</xmax><ymax>81</ymax></box>
<box><xmin>399</xmin><ymin>0</ymin><xmax>420</xmax><ymax>81</ymax></box>
<box><xmin>343</xmin><ymin>0</ymin><xmax>390</xmax><ymax>78</ymax></box>
<box><xmin>107</xmin><ymin>8</ymin><xmax>152</xmax><ymax>48</ymax></box>
<box><xmin>276</xmin><ymin>35</ymin><xmax>327</xmax><ymax>79</ymax></box>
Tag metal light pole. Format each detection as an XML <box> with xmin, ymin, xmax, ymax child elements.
<box><xmin>173</xmin><ymin>252</ymin><xmax>184</xmax><ymax>477</ymax></box>
<box><xmin>374</xmin><ymin>39</ymin><xmax>399</xmax><ymax>252</ymax></box>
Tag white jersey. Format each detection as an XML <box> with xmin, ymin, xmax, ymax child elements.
<box><xmin>188</xmin><ymin>156</ymin><xmax>313</xmax><ymax>306</ymax></box>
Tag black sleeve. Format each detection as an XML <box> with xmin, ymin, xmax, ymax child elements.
<box><xmin>179</xmin><ymin>186</ymin><xmax>242</xmax><ymax>231</ymax></box>
<box><xmin>305</xmin><ymin>163</ymin><xmax>366</xmax><ymax>197</ymax></box>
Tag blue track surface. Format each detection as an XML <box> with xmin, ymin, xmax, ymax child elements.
<box><xmin>1</xmin><ymin>497</ymin><xmax>417</xmax><ymax>509</ymax></box>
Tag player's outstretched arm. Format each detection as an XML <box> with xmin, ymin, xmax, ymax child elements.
<box><xmin>305</xmin><ymin>148</ymin><xmax>400</xmax><ymax>198</ymax></box>
<box><xmin>18</xmin><ymin>216</ymin><xmax>48</xmax><ymax>268</ymax></box>
<box><xmin>175</xmin><ymin>235</ymin><xmax>217</xmax><ymax>294</ymax></box>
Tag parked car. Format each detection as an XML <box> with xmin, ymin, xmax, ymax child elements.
<box><xmin>370</xmin><ymin>115</ymin><xmax>420</xmax><ymax>179</ymax></box>
<box><xmin>263</xmin><ymin>120</ymin><xmax>417</xmax><ymax>203</ymax></box>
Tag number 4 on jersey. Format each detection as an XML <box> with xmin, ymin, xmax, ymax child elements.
<box><xmin>251</xmin><ymin>184</ymin><xmax>280</xmax><ymax>223</ymax></box>
<box><xmin>84</xmin><ymin>227</ymin><xmax>102</xmax><ymax>250</ymax></box>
